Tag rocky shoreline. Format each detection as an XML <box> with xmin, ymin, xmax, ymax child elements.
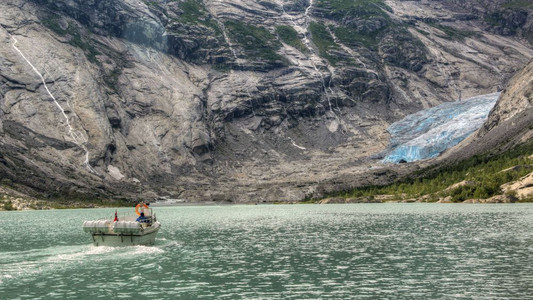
<box><xmin>316</xmin><ymin>194</ymin><xmax>530</xmax><ymax>204</ymax></box>
<box><xmin>0</xmin><ymin>186</ymin><xmax>129</xmax><ymax>211</ymax></box>
<box><xmin>2</xmin><ymin>193</ymin><xmax>531</xmax><ymax>211</ymax></box>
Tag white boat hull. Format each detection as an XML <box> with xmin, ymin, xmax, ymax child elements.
<box><xmin>90</xmin><ymin>222</ymin><xmax>161</xmax><ymax>246</ymax></box>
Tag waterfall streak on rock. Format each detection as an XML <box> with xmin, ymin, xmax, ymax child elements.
<box><xmin>219</xmin><ymin>21</ymin><xmax>238</xmax><ymax>61</ymax></box>
<box><xmin>206</xmin><ymin>7</ymin><xmax>258</xmax><ymax>114</ymax></box>
<box><xmin>11</xmin><ymin>36</ymin><xmax>96</xmax><ymax>173</ymax></box>
<box><xmin>207</xmin><ymin>7</ymin><xmax>238</xmax><ymax>62</ymax></box>
<box><xmin>327</xmin><ymin>26</ymin><xmax>379</xmax><ymax>78</ymax></box>
<box><xmin>301</xmin><ymin>0</ymin><xmax>335</xmax><ymax>114</ymax></box>
<box><xmin>281</xmin><ymin>0</ymin><xmax>336</xmax><ymax>115</ymax></box>
<box><xmin>288</xmin><ymin>137</ymin><xmax>306</xmax><ymax>150</ymax></box>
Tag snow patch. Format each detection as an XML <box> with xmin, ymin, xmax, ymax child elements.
<box><xmin>327</xmin><ymin>120</ymin><xmax>339</xmax><ymax>133</ymax></box>
<box><xmin>107</xmin><ymin>165</ymin><xmax>125</xmax><ymax>180</ymax></box>
<box><xmin>288</xmin><ymin>137</ymin><xmax>306</xmax><ymax>150</ymax></box>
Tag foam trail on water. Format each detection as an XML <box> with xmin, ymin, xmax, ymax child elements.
<box><xmin>0</xmin><ymin>243</ymin><xmax>168</xmax><ymax>285</ymax></box>
<box><xmin>10</xmin><ymin>35</ymin><xmax>96</xmax><ymax>173</ymax></box>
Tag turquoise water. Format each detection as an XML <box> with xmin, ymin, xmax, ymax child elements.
<box><xmin>1</xmin><ymin>204</ymin><xmax>532</xmax><ymax>299</ymax></box>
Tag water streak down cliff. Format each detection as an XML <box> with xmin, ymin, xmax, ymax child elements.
<box><xmin>0</xmin><ymin>0</ymin><xmax>532</xmax><ymax>202</ymax></box>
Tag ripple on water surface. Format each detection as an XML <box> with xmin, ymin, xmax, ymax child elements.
<box><xmin>0</xmin><ymin>204</ymin><xmax>532</xmax><ymax>298</ymax></box>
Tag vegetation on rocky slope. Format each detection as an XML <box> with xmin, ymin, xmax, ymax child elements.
<box><xmin>174</xmin><ymin>0</ymin><xmax>221</xmax><ymax>34</ymax></box>
<box><xmin>321</xmin><ymin>140</ymin><xmax>533</xmax><ymax>203</ymax></box>
<box><xmin>276</xmin><ymin>25</ymin><xmax>308</xmax><ymax>53</ymax></box>
<box><xmin>0</xmin><ymin>185</ymin><xmax>132</xmax><ymax>211</ymax></box>
<box><xmin>175</xmin><ymin>0</ymin><xmax>206</xmax><ymax>24</ymax></box>
<box><xmin>309</xmin><ymin>21</ymin><xmax>342</xmax><ymax>65</ymax></box>
<box><xmin>316</xmin><ymin>0</ymin><xmax>391</xmax><ymax>19</ymax></box>
<box><xmin>333</xmin><ymin>26</ymin><xmax>380</xmax><ymax>49</ymax></box>
<box><xmin>225</xmin><ymin>20</ymin><xmax>288</xmax><ymax>68</ymax></box>
<box><xmin>41</xmin><ymin>14</ymin><xmax>100</xmax><ymax>63</ymax></box>
<box><xmin>427</xmin><ymin>23</ymin><xmax>480</xmax><ymax>41</ymax></box>
<box><xmin>501</xmin><ymin>0</ymin><xmax>533</xmax><ymax>8</ymax></box>
<box><xmin>315</xmin><ymin>0</ymin><xmax>391</xmax><ymax>49</ymax></box>
<box><xmin>314</xmin><ymin>0</ymin><xmax>428</xmax><ymax>71</ymax></box>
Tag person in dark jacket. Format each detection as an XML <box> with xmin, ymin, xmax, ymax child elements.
<box><xmin>136</xmin><ymin>212</ymin><xmax>148</xmax><ymax>223</ymax></box>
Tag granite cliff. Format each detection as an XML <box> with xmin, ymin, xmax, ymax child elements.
<box><xmin>440</xmin><ymin>58</ymin><xmax>533</xmax><ymax>163</ymax></box>
<box><xmin>0</xmin><ymin>0</ymin><xmax>532</xmax><ymax>202</ymax></box>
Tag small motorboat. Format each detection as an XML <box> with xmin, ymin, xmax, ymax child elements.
<box><xmin>83</xmin><ymin>203</ymin><xmax>161</xmax><ymax>246</ymax></box>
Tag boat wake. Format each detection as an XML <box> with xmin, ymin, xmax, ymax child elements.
<box><xmin>125</xmin><ymin>245</ymin><xmax>165</xmax><ymax>255</ymax></box>
<box><xmin>0</xmin><ymin>243</ymin><xmax>166</xmax><ymax>284</ymax></box>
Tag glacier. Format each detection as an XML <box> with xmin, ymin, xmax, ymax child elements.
<box><xmin>383</xmin><ymin>92</ymin><xmax>500</xmax><ymax>163</ymax></box>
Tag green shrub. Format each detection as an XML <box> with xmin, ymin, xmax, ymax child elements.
<box><xmin>68</xmin><ymin>30</ymin><xmax>100</xmax><ymax>63</ymax></box>
<box><xmin>40</xmin><ymin>13</ymin><xmax>100</xmax><ymax>63</ymax></box>
<box><xmin>324</xmin><ymin>140</ymin><xmax>533</xmax><ymax>202</ymax></box>
<box><xmin>309</xmin><ymin>22</ymin><xmax>340</xmax><ymax>65</ymax></box>
<box><xmin>333</xmin><ymin>26</ymin><xmax>379</xmax><ymax>49</ymax></box>
<box><xmin>42</xmin><ymin>15</ymin><xmax>67</xmax><ymax>35</ymax></box>
<box><xmin>501</xmin><ymin>1</ymin><xmax>533</xmax><ymax>8</ymax></box>
<box><xmin>4</xmin><ymin>200</ymin><xmax>15</xmax><ymax>211</ymax></box>
<box><xmin>178</xmin><ymin>0</ymin><xmax>205</xmax><ymax>24</ymax></box>
<box><xmin>316</xmin><ymin>0</ymin><xmax>391</xmax><ymax>18</ymax></box>
<box><xmin>276</xmin><ymin>25</ymin><xmax>307</xmax><ymax>53</ymax></box>
<box><xmin>225</xmin><ymin>21</ymin><xmax>287</xmax><ymax>65</ymax></box>
<box><xmin>429</xmin><ymin>23</ymin><xmax>479</xmax><ymax>41</ymax></box>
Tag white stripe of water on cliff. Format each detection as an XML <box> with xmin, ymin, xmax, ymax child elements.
<box><xmin>10</xmin><ymin>35</ymin><xmax>96</xmax><ymax>173</ymax></box>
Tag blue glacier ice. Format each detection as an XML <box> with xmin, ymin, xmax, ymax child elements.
<box><xmin>383</xmin><ymin>92</ymin><xmax>500</xmax><ymax>163</ymax></box>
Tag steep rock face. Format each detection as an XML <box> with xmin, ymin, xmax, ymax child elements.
<box><xmin>440</xmin><ymin>59</ymin><xmax>533</xmax><ymax>163</ymax></box>
<box><xmin>437</xmin><ymin>0</ymin><xmax>533</xmax><ymax>42</ymax></box>
<box><xmin>0</xmin><ymin>0</ymin><xmax>532</xmax><ymax>202</ymax></box>
<box><xmin>480</xmin><ymin>59</ymin><xmax>533</xmax><ymax>135</ymax></box>
<box><xmin>30</xmin><ymin>0</ymin><xmax>230</xmax><ymax>64</ymax></box>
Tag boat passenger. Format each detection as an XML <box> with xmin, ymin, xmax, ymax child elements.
<box><xmin>136</xmin><ymin>212</ymin><xmax>149</xmax><ymax>223</ymax></box>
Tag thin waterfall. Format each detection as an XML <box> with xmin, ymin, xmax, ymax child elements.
<box><xmin>10</xmin><ymin>35</ymin><xmax>96</xmax><ymax>173</ymax></box>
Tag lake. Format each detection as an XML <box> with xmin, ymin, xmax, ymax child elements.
<box><xmin>1</xmin><ymin>204</ymin><xmax>532</xmax><ymax>298</ymax></box>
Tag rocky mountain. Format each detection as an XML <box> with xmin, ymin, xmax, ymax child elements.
<box><xmin>0</xmin><ymin>0</ymin><xmax>532</xmax><ymax>203</ymax></box>
<box><xmin>440</xmin><ymin>58</ymin><xmax>533</xmax><ymax>163</ymax></box>
<box><xmin>480</xmin><ymin>58</ymin><xmax>533</xmax><ymax>137</ymax></box>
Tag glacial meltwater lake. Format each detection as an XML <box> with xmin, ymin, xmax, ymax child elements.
<box><xmin>1</xmin><ymin>204</ymin><xmax>532</xmax><ymax>299</ymax></box>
